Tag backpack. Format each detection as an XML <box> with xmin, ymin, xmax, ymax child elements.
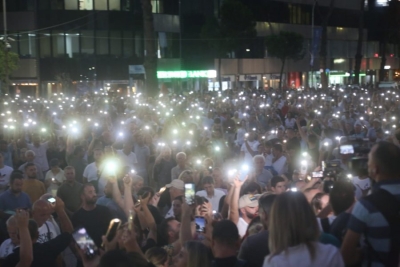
<box><xmin>364</xmin><ymin>188</ymin><xmax>400</xmax><ymax>267</ymax></box>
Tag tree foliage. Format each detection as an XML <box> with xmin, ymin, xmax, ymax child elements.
<box><xmin>0</xmin><ymin>44</ymin><xmax>19</xmax><ymax>84</ymax></box>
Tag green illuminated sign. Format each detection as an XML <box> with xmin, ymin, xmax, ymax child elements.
<box><xmin>157</xmin><ymin>70</ymin><xmax>217</xmax><ymax>79</ymax></box>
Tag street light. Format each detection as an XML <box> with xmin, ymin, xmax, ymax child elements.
<box><xmin>310</xmin><ymin>0</ymin><xmax>318</xmax><ymax>88</ymax></box>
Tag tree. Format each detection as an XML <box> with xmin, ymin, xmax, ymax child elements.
<box><xmin>141</xmin><ymin>0</ymin><xmax>158</xmax><ymax>97</ymax></box>
<box><xmin>0</xmin><ymin>43</ymin><xmax>19</xmax><ymax>94</ymax></box>
<box><xmin>354</xmin><ymin>0</ymin><xmax>365</xmax><ymax>85</ymax></box>
<box><xmin>317</xmin><ymin>0</ymin><xmax>335</xmax><ymax>89</ymax></box>
<box><xmin>201</xmin><ymin>0</ymin><xmax>256</xmax><ymax>90</ymax></box>
<box><xmin>265</xmin><ymin>31</ymin><xmax>305</xmax><ymax>89</ymax></box>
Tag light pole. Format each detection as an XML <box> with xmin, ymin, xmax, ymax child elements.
<box><xmin>1</xmin><ymin>0</ymin><xmax>14</xmax><ymax>95</ymax></box>
<box><xmin>310</xmin><ymin>0</ymin><xmax>318</xmax><ymax>88</ymax></box>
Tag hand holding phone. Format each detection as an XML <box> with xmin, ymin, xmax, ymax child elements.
<box><xmin>73</xmin><ymin>228</ymin><xmax>99</xmax><ymax>259</ymax></box>
<box><xmin>185</xmin><ymin>183</ymin><xmax>195</xmax><ymax>205</ymax></box>
<box><xmin>195</xmin><ymin>216</ymin><xmax>206</xmax><ymax>233</ymax></box>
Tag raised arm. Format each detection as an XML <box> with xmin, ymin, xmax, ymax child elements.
<box><xmin>55</xmin><ymin>197</ymin><xmax>74</xmax><ymax>233</ymax></box>
<box><xmin>228</xmin><ymin>177</ymin><xmax>246</xmax><ymax>224</ymax></box>
<box><xmin>180</xmin><ymin>200</ymin><xmax>193</xmax><ymax>246</ymax></box>
<box><xmin>15</xmin><ymin>210</ymin><xmax>33</xmax><ymax>267</ymax></box>
<box><xmin>110</xmin><ymin>177</ymin><xmax>124</xmax><ymax>210</ymax></box>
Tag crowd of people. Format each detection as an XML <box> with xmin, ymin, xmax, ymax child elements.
<box><xmin>0</xmin><ymin>85</ymin><xmax>399</xmax><ymax>267</ymax></box>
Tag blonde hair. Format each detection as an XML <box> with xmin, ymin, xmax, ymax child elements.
<box><xmin>268</xmin><ymin>192</ymin><xmax>320</xmax><ymax>262</ymax></box>
<box><xmin>145</xmin><ymin>247</ymin><xmax>168</xmax><ymax>267</ymax></box>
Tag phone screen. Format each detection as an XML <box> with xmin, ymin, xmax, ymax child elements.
<box><xmin>105</xmin><ymin>219</ymin><xmax>121</xmax><ymax>243</ymax></box>
<box><xmin>195</xmin><ymin>216</ymin><xmax>206</xmax><ymax>233</ymax></box>
<box><xmin>47</xmin><ymin>197</ymin><xmax>56</xmax><ymax>204</ymax></box>
<box><xmin>185</xmin><ymin>183</ymin><xmax>195</xmax><ymax>205</ymax></box>
<box><xmin>239</xmin><ymin>165</ymin><xmax>249</xmax><ymax>181</ymax></box>
<box><xmin>72</xmin><ymin>228</ymin><xmax>98</xmax><ymax>258</ymax></box>
<box><xmin>312</xmin><ymin>171</ymin><xmax>323</xmax><ymax>178</ymax></box>
<box><xmin>340</xmin><ymin>145</ymin><xmax>354</xmax><ymax>154</ymax></box>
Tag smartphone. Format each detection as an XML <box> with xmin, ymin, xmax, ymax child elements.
<box><xmin>47</xmin><ymin>197</ymin><xmax>56</xmax><ymax>204</ymax></box>
<box><xmin>195</xmin><ymin>216</ymin><xmax>206</xmax><ymax>233</ymax></box>
<box><xmin>340</xmin><ymin>144</ymin><xmax>354</xmax><ymax>154</ymax></box>
<box><xmin>185</xmin><ymin>183</ymin><xmax>195</xmax><ymax>205</ymax></box>
<box><xmin>159</xmin><ymin>187</ymin><xmax>166</xmax><ymax>194</ymax></box>
<box><xmin>312</xmin><ymin>171</ymin><xmax>323</xmax><ymax>178</ymax></box>
<box><xmin>72</xmin><ymin>227</ymin><xmax>98</xmax><ymax>259</ymax></box>
<box><xmin>103</xmin><ymin>219</ymin><xmax>121</xmax><ymax>246</ymax></box>
<box><xmin>128</xmin><ymin>210</ymin><xmax>134</xmax><ymax>231</ymax></box>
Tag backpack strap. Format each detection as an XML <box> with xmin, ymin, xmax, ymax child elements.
<box><xmin>44</xmin><ymin>222</ymin><xmax>51</xmax><ymax>242</ymax></box>
<box><xmin>364</xmin><ymin>188</ymin><xmax>400</xmax><ymax>267</ymax></box>
<box><xmin>320</xmin><ymin>217</ymin><xmax>330</xmax><ymax>233</ymax></box>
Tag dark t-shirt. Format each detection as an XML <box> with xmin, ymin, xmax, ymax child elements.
<box><xmin>72</xmin><ymin>205</ymin><xmax>113</xmax><ymax>247</ymax></box>
<box><xmin>238</xmin><ymin>230</ymin><xmax>270</xmax><ymax>267</ymax></box>
<box><xmin>4</xmin><ymin>232</ymin><xmax>72</xmax><ymax>267</ymax></box>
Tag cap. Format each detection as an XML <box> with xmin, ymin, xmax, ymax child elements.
<box><xmin>49</xmin><ymin>158</ymin><xmax>59</xmax><ymax>167</ymax></box>
<box><xmin>239</xmin><ymin>194</ymin><xmax>260</xmax><ymax>209</ymax></box>
<box><xmin>166</xmin><ymin>179</ymin><xmax>184</xmax><ymax>191</ymax></box>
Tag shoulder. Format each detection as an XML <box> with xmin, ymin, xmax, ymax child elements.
<box><xmin>215</xmin><ymin>189</ymin><xmax>226</xmax><ymax>196</ymax></box>
<box><xmin>196</xmin><ymin>190</ymin><xmax>206</xmax><ymax>196</ymax></box>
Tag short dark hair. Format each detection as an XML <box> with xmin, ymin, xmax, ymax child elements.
<box><xmin>308</xmin><ymin>134</ymin><xmax>318</xmax><ymax>144</ymax></box>
<box><xmin>73</xmin><ymin>145</ymin><xmax>84</xmax><ymax>155</ymax></box>
<box><xmin>24</xmin><ymin>162</ymin><xmax>36</xmax><ymax>170</ymax></box>
<box><xmin>157</xmin><ymin>217</ymin><xmax>176</xmax><ymax>246</ymax></box>
<box><xmin>10</xmin><ymin>171</ymin><xmax>24</xmax><ymax>184</ymax></box>
<box><xmin>201</xmin><ymin>176</ymin><xmax>214</xmax><ymax>185</ymax></box>
<box><xmin>329</xmin><ymin>181</ymin><xmax>355</xmax><ymax>215</ymax></box>
<box><xmin>242</xmin><ymin>182</ymin><xmax>261</xmax><ymax>195</ymax></box>
<box><xmin>272</xmin><ymin>143</ymin><xmax>283</xmax><ymax>152</ymax></box>
<box><xmin>372</xmin><ymin>141</ymin><xmax>400</xmax><ymax>176</ymax></box>
<box><xmin>270</xmin><ymin>176</ymin><xmax>285</xmax><ymax>188</ymax></box>
<box><xmin>138</xmin><ymin>186</ymin><xmax>155</xmax><ymax>200</ymax></box>
<box><xmin>212</xmin><ymin>220</ymin><xmax>239</xmax><ymax>247</ymax></box>
<box><xmin>258</xmin><ymin>194</ymin><xmax>277</xmax><ymax>217</ymax></box>
<box><xmin>79</xmin><ymin>183</ymin><xmax>95</xmax><ymax>196</ymax></box>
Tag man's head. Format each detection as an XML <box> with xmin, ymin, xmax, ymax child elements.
<box><xmin>253</xmin><ymin>155</ymin><xmax>265</xmax><ymax>172</ymax></box>
<box><xmin>31</xmin><ymin>133</ymin><xmax>40</xmax><ymax>145</ymax></box>
<box><xmin>80</xmin><ymin>184</ymin><xmax>97</xmax><ymax>206</ymax></box>
<box><xmin>167</xmin><ymin>179</ymin><xmax>184</xmax><ymax>199</ymax></box>
<box><xmin>64</xmin><ymin>166</ymin><xmax>76</xmax><ymax>183</ymax></box>
<box><xmin>285</xmin><ymin>128</ymin><xmax>296</xmax><ymax>139</ymax></box>
<box><xmin>239</xmin><ymin>194</ymin><xmax>259</xmax><ymax>221</ymax></box>
<box><xmin>158</xmin><ymin>217</ymin><xmax>180</xmax><ymax>246</ymax></box>
<box><xmin>104</xmin><ymin>181</ymin><xmax>114</xmax><ymax>198</ymax></box>
<box><xmin>161</xmin><ymin>146</ymin><xmax>172</xmax><ymax>160</ymax></box>
<box><xmin>122</xmin><ymin>142</ymin><xmax>133</xmax><ymax>153</ymax></box>
<box><xmin>354</xmin><ymin>123</ymin><xmax>362</xmax><ymax>133</ymax></box>
<box><xmin>368</xmin><ymin>141</ymin><xmax>400</xmax><ymax>182</ymax></box>
<box><xmin>258</xmin><ymin>193</ymin><xmax>277</xmax><ymax>230</ymax></box>
<box><xmin>176</xmin><ymin>152</ymin><xmax>187</xmax><ymax>167</ymax></box>
<box><xmin>49</xmin><ymin>158</ymin><xmax>59</xmax><ymax>171</ymax></box>
<box><xmin>264</xmin><ymin>141</ymin><xmax>272</xmax><ymax>155</ymax></box>
<box><xmin>32</xmin><ymin>200</ymin><xmax>52</xmax><ymax>228</ymax></box>
<box><xmin>25</xmin><ymin>150</ymin><xmax>35</xmax><ymax>162</ymax></box>
<box><xmin>247</xmin><ymin>132</ymin><xmax>256</xmax><ymax>142</ymax></box>
<box><xmin>270</xmin><ymin>176</ymin><xmax>286</xmax><ymax>194</ymax></box>
<box><xmin>329</xmin><ymin>181</ymin><xmax>355</xmax><ymax>216</ymax></box>
<box><xmin>211</xmin><ymin>168</ymin><xmax>223</xmax><ymax>184</ymax></box>
<box><xmin>73</xmin><ymin>146</ymin><xmax>85</xmax><ymax>159</ymax></box>
<box><xmin>373</xmin><ymin>119</ymin><xmax>381</xmax><ymax>130</ymax></box>
<box><xmin>172</xmin><ymin>196</ymin><xmax>183</xmax><ymax>219</ymax></box>
<box><xmin>24</xmin><ymin>163</ymin><xmax>37</xmax><ymax>179</ymax></box>
<box><xmin>211</xmin><ymin>220</ymin><xmax>240</xmax><ymax>256</ymax></box>
<box><xmin>93</xmin><ymin>149</ymin><xmax>103</xmax><ymax>162</ymax></box>
<box><xmin>6</xmin><ymin>216</ymin><xmax>19</xmax><ymax>245</ymax></box>
<box><xmin>201</xmin><ymin>176</ymin><xmax>215</xmax><ymax>196</ymax></box>
<box><xmin>272</xmin><ymin>143</ymin><xmax>283</xmax><ymax>159</ymax></box>
<box><xmin>9</xmin><ymin>171</ymin><xmax>24</xmax><ymax>194</ymax></box>
<box><xmin>132</xmin><ymin>176</ymin><xmax>144</xmax><ymax>193</ymax></box>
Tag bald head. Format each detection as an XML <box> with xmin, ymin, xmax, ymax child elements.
<box><xmin>32</xmin><ymin>200</ymin><xmax>52</xmax><ymax>228</ymax></box>
<box><xmin>369</xmin><ymin>141</ymin><xmax>400</xmax><ymax>182</ymax></box>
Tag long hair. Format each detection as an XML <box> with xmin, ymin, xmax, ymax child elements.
<box><xmin>268</xmin><ymin>192</ymin><xmax>320</xmax><ymax>262</ymax></box>
<box><xmin>145</xmin><ymin>247</ymin><xmax>168</xmax><ymax>267</ymax></box>
<box><xmin>185</xmin><ymin>241</ymin><xmax>212</xmax><ymax>267</ymax></box>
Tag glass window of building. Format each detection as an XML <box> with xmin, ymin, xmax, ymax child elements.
<box><xmin>65</xmin><ymin>0</ymin><xmax>78</xmax><ymax>10</ymax></box>
<box><xmin>52</xmin><ymin>31</ymin><xmax>66</xmax><ymax>57</ymax></box>
<box><xmin>81</xmin><ymin>30</ymin><xmax>94</xmax><ymax>55</ymax></box>
<box><xmin>40</xmin><ymin>33</ymin><xmax>51</xmax><ymax>58</ymax></box>
<box><xmin>95</xmin><ymin>0</ymin><xmax>107</xmax><ymax>10</ymax></box>
<box><xmin>39</xmin><ymin>0</ymin><xmax>50</xmax><ymax>9</ymax></box>
<box><xmin>79</xmin><ymin>0</ymin><xmax>93</xmax><ymax>10</ymax></box>
<box><xmin>51</xmin><ymin>0</ymin><xmax>64</xmax><ymax>9</ymax></box>
<box><xmin>109</xmin><ymin>0</ymin><xmax>120</xmax><ymax>10</ymax></box>
<box><xmin>66</xmin><ymin>32</ymin><xmax>80</xmax><ymax>58</ymax></box>
<box><xmin>151</xmin><ymin>0</ymin><xmax>163</xmax><ymax>13</ymax></box>
<box><xmin>123</xmin><ymin>31</ymin><xmax>134</xmax><ymax>57</ymax></box>
<box><xmin>19</xmin><ymin>33</ymin><xmax>36</xmax><ymax>57</ymax></box>
<box><xmin>110</xmin><ymin>31</ymin><xmax>122</xmax><ymax>56</ymax></box>
<box><xmin>96</xmin><ymin>31</ymin><xmax>109</xmax><ymax>55</ymax></box>
<box><xmin>135</xmin><ymin>31</ymin><xmax>143</xmax><ymax>57</ymax></box>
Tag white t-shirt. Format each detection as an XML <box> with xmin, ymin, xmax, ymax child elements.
<box><xmin>317</xmin><ymin>216</ymin><xmax>337</xmax><ymax>232</ymax></box>
<box><xmin>272</xmin><ymin>156</ymin><xmax>287</xmax><ymax>175</ymax></box>
<box><xmin>27</xmin><ymin>142</ymin><xmax>49</xmax><ymax>171</ymax></box>
<box><xmin>196</xmin><ymin>189</ymin><xmax>226</xmax><ymax>212</ymax></box>
<box><xmin>236</xmin><ymin>128</ymin><xmax>246</xmax><ymax>146</ymax></box>
<box><xmin>0</xmin><ymin>239</ymin><xmax>15</xmax><ymax>258</ymax></box>
<box><xmin>116</xmin><ymin>150</ymin><xmax>138</xmax><ymax>169</ymax></box>
<box><xmin>0</xmin><ymin>165</ymin><xmax>13</xmax><ymax>193</ymax></box>
<box><xmin>263</xmin><ymin>242</ymin><xmax>344</xmax><ymax>267</ymax></box>
<box><xmin>237</xmin><ymin>217</ymin><xmax>248</xmax><ymax>238</ymax></box>
<box><xmin>352</xmin><ymin>176</ymin><xmax>371</xmax><ymax>200</ymax></box>
<box><xmin>83</xmin><ymin>162</ymin><xmax>107</xmax><ymax>197</ymax></box>
<box><xmin>37</xmin><ymin>221</ymin><xmax>58</xmax><ymax>243</ymax></box>
<box><xmin>264</xmin><ymin>154</ymin><xmax>273</xmax><ymax>167</ymax></box>
<box><xmin>241</xmin><ymin>140</ymin><xmax>260</xmax><ymax>164</ymax></box>
<box><xmin>45</xmin><ymin>169</ymin><xmax>65</xmax><ymax>196</ymax></box>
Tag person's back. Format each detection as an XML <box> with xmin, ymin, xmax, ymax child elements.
<box><xmin>22</xmin><ymin>179</ymin><xmax>46</xmax><ymax>203</ymax></box>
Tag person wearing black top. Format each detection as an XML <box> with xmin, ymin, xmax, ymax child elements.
<box><xmin>72</xmin><ymin>183</ymin><xmax>114</xmax><ymax>247</ymax></box>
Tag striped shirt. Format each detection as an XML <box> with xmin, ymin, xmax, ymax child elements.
<box><xmin>347</xmin><ymin>180</ymin><xmax>400</xmax><ymax>267</ymax></box>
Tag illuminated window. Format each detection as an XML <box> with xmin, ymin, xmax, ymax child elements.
<box><xmin>95</xmin><ymin>0</ymin><xmax>107</xmax><ymax>10</ymax></box>
<box><xmin>66</xmin><ymin>32</ymin><xmax>79</xmax><ymax>58</ymax></box>
<box><xmin>40</xmin><ymin>33</ymin><xmax>51</xmax><ymax>58</ymax></box>
<box><xmin>151</xmin><ymin>0</ymin><xmax>163</xmax><ymax>13</ymax></box>
<box><xmin>65</xmin><ymin>0</ymin><xmax>78</xmax><ymax>10</ymax></box>
<box><xmin>109</xmin><ymin>0</ymin><xmax>121</xmax><ymax>10</ymax></box>
<box><xmin>19</xmin><ymin>33</ymin><xmax>36</xmax><ymax>57</ymax></box>
<box><xmin>52</xmin><ymin>31</ymin><xmax>66</xmax><ymax>57</ymax></box>
<box><xmin>79</xmin><ymin>0</ymin><xmax>93</xmax><ymax>10</ymax></box>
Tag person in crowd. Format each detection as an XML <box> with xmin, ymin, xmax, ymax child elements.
<box><xmin>66</xmin><ymin>145</ymin><xmax>87</xmax><ymax>183</ymax></box>
<box><xmin>172</xmin><ymin>241</ymin><xmax>212</xmax><ymax>267</ymax></box>
<box><xmin>71</xmin><ymin>183</ymin><xmax>114</xmax><ymax>247</ymax></box>
<box><xmin>0</xmin><ymin>153</ymin><xmax>14</xmax><ymax>194</ymax></box>
<box><xmin>21</xmin><ymin>163</ymin><xmax>46</xmax><ymax>204</ymax></box>
<box><xmin>196</xmin><ymin>176</ymin><xmax>225</xmax><ymax>212</ymax></box>
<box><xmin>133</xmin><ymin>133</ymin><xmax>150</xmax><ymax>184</ymax></box>
<box><xmin>240</xmin><ymin>132</ymin><xmax>260</xmax><ymax>164</ymax></box>
<box><xmin>132</xmin><ymin>175</ymin><xmax>144</xmax><ymax>200</ymax></box>
<box><xmin>31</xmin><ymin>200</ymin><xmax>59</xmax><ymax>243</ymax></box>
<box><xmin>27</xmin><ymin>133</ymin><xmax>50</xmax><ymax>177</ymax></box>
<box><xmin>171</xmin><ymin>152</ymin><xmax>190</xmax><ymax>181</ymax></box>
<box><xmin>96</xmin><ymin>180</ymin><xmax>127</xmax><ymax>222</ymax></box>
<box><xmin>250</xmin><ymin>155</ymin><xmax>273</xmax><ymax>189</ymax></box>
<box><xmin>153</xmin><ymin>146</ymin><xmax>176</xmax><ymax>189</ymax></box>
<box><xmin>239</xmin><ymin>194</ymin><xmax>276</xmax><ymax>267</ymax></box>
<box><xmin>57</xmin><ymin>166</ymin><xmax>83</xmax><ymax>216</ymax></box>
<box><xmin>82</xmin><ymin>148</ymin><xmax>107</xmax><ymax>196</ymax></box>
<box><xmin>211</xmin><ymin>220</ymin><xmax>245</xmax><ymax>267</ymax></box>
<box><xmin>311</xmin><ymin>192</ymin><xmax>330</xmax><ymax>215</ymax></box>
<box><xmin>145</xmin><ymin>247</ymin><xmax>169</xmax><ymax>267</ymax></box>
<box><xmin>164</xmin><ymin>179</ymin><xmax>184</xmax><ymax>218</ymax></box>
<box><xmin>44</xmin><ymin>158</ymin><xmax>65</xmax><ymax>195</ymax></box>
<box><xmin>211</xmin><ymin>168</ymin><xmax>228</xmax><ymax>193</ymax></box>
<box><xmin>116</xmin><ymin>140</ymin><xmax>138</xmax><ymax>169</ymax></box>
<box><xmin>0</xmin><ymin>140</ymin><xmax>14</xmax><ymax>169</ymax></box>
<box><xmin>263</xmin><ymin>192</ymin><xmax>344</xmax><ymax>266</ymax></box>
<box><xmin>270</xmin><ymin>143</ymin><xmax>287</xmax><ymax>175</ymax></box>
<box><xmin>18</xmin><ymin>150</ymin><xmax>44</xmax><ymax>182</ymax></box>
<box><xmin>0</xmin><ymin>216</ymin><xmax>19</xmax><ymax>258</ymax></box>
<box><xmin>0</xmin><ymin>171</ymin><xmax>31</xmax><ymax>216</ymax></box>
<box><xmin>172</xmin><ymin>196</ymin><xmax>183</xmax><ymax>222</ymax></box>
<box><xmin>341</xmin><ymin>142</ymin><xmax>400</xmax><ymax>266</ymax></box>
<box><xmin>270</xmin><ymin>176</ymin><xmax>286</xmax><ymax>195</ymax></box>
